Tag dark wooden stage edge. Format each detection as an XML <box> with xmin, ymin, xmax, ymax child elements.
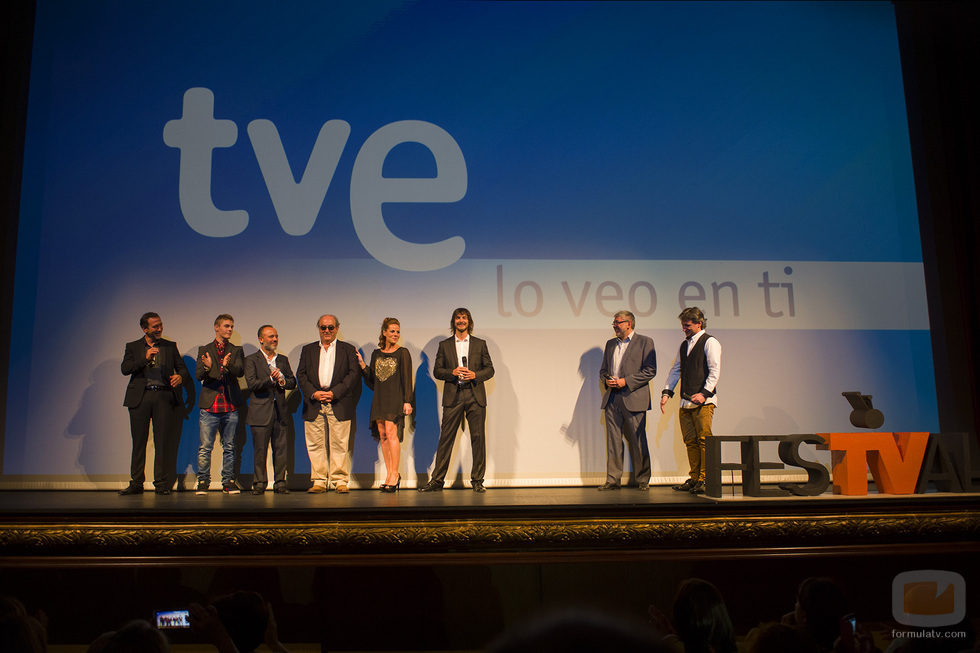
<box><xmin>1</xmin><ymin>487</ymin><xmax>977</xmax><ymax>565</ymax></box>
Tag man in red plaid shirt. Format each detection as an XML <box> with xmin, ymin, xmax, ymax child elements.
<box><xmin>195</xmin><ymin>314</ymin><xmax>245</xmax><ymax>494</ymax></box>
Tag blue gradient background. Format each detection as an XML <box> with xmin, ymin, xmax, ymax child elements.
<box><xmin>5</xmin><ymin>1</ymin><xmax>937</xmax><ymax>484</ymax></box>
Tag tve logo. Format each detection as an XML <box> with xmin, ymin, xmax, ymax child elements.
<box><xmin>163</xmin><ymin>88</ymin><xmax>467</xmax><ymax>272</ymax></box>
<box><xmin>892</xmin><ymin>570</ymin><xmax>966</xmax><ymax>627</ymax></box>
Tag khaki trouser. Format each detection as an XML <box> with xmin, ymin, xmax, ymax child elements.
<box><xmin>679</xmin><ymin>403</ymin><xmax>715</xmax><ymax>482</ymax></box>
<box><xmin>305</xmin><ymin>402</ymin><xmax>351</xmax><ymax>488</ymax></box>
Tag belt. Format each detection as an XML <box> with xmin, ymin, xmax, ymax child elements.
<box><xmin>146</xmin><ymin>385</ymin><xmax>170</xmax><ymax>391</ymax></box>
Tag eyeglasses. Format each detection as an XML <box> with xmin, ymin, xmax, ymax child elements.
<box><xmin>612</xmin><ymin>320</ymin><xmax>629</xmax><ymax>326</ymax></box>
<box><xmin>319</xmin><ymin>324</ymin><xmax>337</xmax><ymax>331</ymax></box>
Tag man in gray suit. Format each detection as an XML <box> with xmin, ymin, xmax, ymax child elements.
<box><xmin>598</xmin><ymin>310</ymin><xmax>657</xmax><ymax>490</ymax></box>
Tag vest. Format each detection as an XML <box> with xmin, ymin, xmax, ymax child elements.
<box><xmin>680</xmin><ymin>333</ymin><xmax>717</xmax><ymax>399</ymax></box>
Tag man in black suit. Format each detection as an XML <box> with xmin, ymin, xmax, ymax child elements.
<box><xmin>419</xmin><ymin>307</ymin><xmax>495</xmax><ymax>493</ymax></box>
<box><xmin>598</xmin><ymin>309</ymin><xmax>657</xmax><ymax>491</ymax></box>
<box><xmin>295</xmin><ymin>314</ymin><xmax>360</xmax><ymax>493</ymax></box>
<box><xmin>120</xmin><ymin>312</ymin><xmax>191</xmax><ymax>495</ymax></box>
<box><xmin>244</xmin><ymin>325</ymin><xmax>296</xmax><ymax>495</ymax></box>
<box><xmin>195</xmin><ymin>314</ymin><xmax>245</xmax><ymax>495</ymax></box>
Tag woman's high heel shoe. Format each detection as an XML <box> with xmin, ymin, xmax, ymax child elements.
<box><xmin>381</xmin><ymin>474</ymin><xmax>401</xmax><ymax>493</ymax></box>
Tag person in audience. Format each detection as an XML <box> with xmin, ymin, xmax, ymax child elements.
<box><xmin>782</xmin><ymin>577</ymin><xmax>850</xmax><ymax>652</ymax></box>
<box><xmin>746</xmin><ymin>622</ymin><xmax>819</xmax><ymax>653</ymax></box>
<box><xmin>96</xmin><ymin>620</ymin><xmax>169</xmax><ymax>653</ymax></box>
<box><xmin>648</xmin><ymin>578</ymin><xmax>736</xmax><ymax>653</ymax></box>
<box><xmin>0</xmin><ymin>595</ymin><xmax>47</xmax><ymax>653</ymax></box>
<box><xmin>189</xmin><ymin>591</ymin><xmax>289</xmax><ymax>653</ymax></box>
<box><xmin>671</xmin><ymin>578</ymin><xmax>737</xmax><ymax>653</ymax></box>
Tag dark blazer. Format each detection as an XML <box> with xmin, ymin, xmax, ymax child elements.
<box><xmin>244</xmin><ymin>351</ymin><xmax>296</xmax><ymax>426</ymax></box>
<box><xmin>599</xmin><ymin>332</ymin><xmax>657</xmax><ymax>413</ymax></box>
<box><xmin>433</xmin><ymin>335</ymin><xmax>494</xmax><ymax>407</ymax></box>
<box><xmin>296</xmin><ymin>340</ymin><xmax>360</xmax><ymax>422</ymax></box>
<box><xmin>121</xmin><ymin>338</ymin><xmax>189</xmax><ymax>407</ymax></box>
<box><xmin>195</xmin><ymin>339</ymin><xmax>245</xmax><ymax>409</ymax></box>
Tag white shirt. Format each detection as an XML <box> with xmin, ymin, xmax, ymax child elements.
<box><xmin>455</xmin><ymin>334</ymin><xmax>470</xmax><ymax>368</ymax></box>
<box><xmin>612</xmin><ymin>332</ymin><xmax>632</xmax><ymax>378</ymax></box>
<box><xmin>264</xmin><ymin>350</ymin><xmax>278</xmax><ymax>368</ymax></box>
<box><xmin>318</xmin><ymin>342</ymin><xmax>335</xmax><ymax>388</ymax></box>
<box><xmin>663</xmin><ymin>330</ymin><xmax>721</xmax><ymax>408</ymax></box>
<box><xmin>264</xmin><ymin>350</ymin><xmax>284</xmax><ymax>387</ymax></box>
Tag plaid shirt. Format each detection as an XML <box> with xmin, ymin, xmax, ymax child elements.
<box><xmin>207</xmin><ymin>338</ymin><xmax>236</xmax><ymax>413</ymax></box>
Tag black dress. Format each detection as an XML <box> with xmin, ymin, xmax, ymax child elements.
<box><xmin>361</xmin><ymin>347</ymin><xmax>414</xmax><ymax>440</ymax></box>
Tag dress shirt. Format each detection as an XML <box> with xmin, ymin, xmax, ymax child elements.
<box><xmin>264</xmin><ymin>350</ymin><xmax>284</xmax><ymax>387</ymax></box>
<box><xmin>143</xmin><ymin>339</ymin><xmax>167</xmax><ymax>388</ymax></box>
<box><xmin>455</xmin><ymin>334</ymin><xmax>470</xmax><ymax>368</ymax></box>
<box><xmin>318</xmin><ymin>343</ymin><xmax>335</xmax><ymax>389</ymax></box>
<box><xmin>612</xmin><ymin>332</ymin><xmax>632</xmax><ymax>378</ymax></box>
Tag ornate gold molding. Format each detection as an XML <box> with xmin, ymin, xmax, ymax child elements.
<box><xmin>1</xmin><ymin>511</ymin><xmax>977</xmax><ymax>560</ymax></box>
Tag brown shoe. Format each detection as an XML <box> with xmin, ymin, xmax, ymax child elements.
<box><xmin>335</xmin><ymin>485</ymin><xmax>349</xmax><ymax>494</ymax></box>
<box><xmin>307</xmin><ymin>485</ymin><xmax>326</xmax><ymax>494</ymax></box>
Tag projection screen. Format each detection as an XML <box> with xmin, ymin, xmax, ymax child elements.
<box><xmin>4</xmin><ymin>0</ymin><xmax>938</xmax><ymax>488</ymax></box>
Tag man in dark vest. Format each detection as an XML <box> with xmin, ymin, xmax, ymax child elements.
<box><xmin>660</xmin><ymin>307</ymin><xmax>722</xmax><ymax>494</ymax></box>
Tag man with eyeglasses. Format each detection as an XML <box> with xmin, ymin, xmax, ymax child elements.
<box><xmin>296</xmin><ymin>314</ymin><xmax>360</xmax><ymax>493</ymax></box>
<box><xmin>598</xmin><ymin>310</ymin><xmax>657</xmax><ymax>490</ymax></box>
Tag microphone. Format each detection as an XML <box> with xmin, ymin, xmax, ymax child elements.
<box><xmin>459</xmin><ymin>355</ymin><xmax>468</xmax><ymax>385</ymax></box>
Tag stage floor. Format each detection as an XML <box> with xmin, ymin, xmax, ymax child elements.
<box><xmin>0</xmin><ymin>484</ymin><xmax>975</xmax><ymax>516</ymax></box>
<box><xmin>1</xmin><ymin>485</ymin><xmax>726</xmax><ymax>518</ymax></box>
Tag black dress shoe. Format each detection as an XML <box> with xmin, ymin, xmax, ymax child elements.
<box><xmin>637</xmin><ymin>482</ymin><xmax>649</xmax><ymax>491</ymax></box>
<box><xmin>154</xmin><ymin>488</ymin><xmax>171</xmax><ymax>495</ymax></box>
<box><xmin>273</xmin><ymin>486</ymin><xmax>289</xmax><ymax>494</ymax></box>
<box><xmin>689</xmin><ymin>481</ymin><xmax>705</xmax><ymax>494</ymax></box>
<box><xmin>118</xmin><ymin>485</ymin><xmax>143</xmax><ymax>496</ymax></box>
<box><xmin>672</xmin><ymin>479</ymin><xmax>695</xmax><ymax>491</ymax></box>
<box><xmin>418</xmin><ymin>480</ymin><xmax>444</xmax><ymax>492</ymax></box>
<box><xmin>251</xmin><ymin>487</ymin><xmax>265</xmax><ymax>495</ymax></box>
<box><xmin>472</xmin><ymin>481</ymin><xmax>486</xmax><ymax>493</ymax></box>
<box><xmin>597</xmin><ymin>482</ymin><xmax>621</xmax><ymax>491</ymax></box>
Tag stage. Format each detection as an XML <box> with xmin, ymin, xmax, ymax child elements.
<box><xmin>1</xmin><ymin>485</ymin><xmax>977</xmax><ymax>650</ymax></box>
<box><xmin>2</xmin><ymin>485</ymin><xmax>977</xmax><ymax>563</ymax></box>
